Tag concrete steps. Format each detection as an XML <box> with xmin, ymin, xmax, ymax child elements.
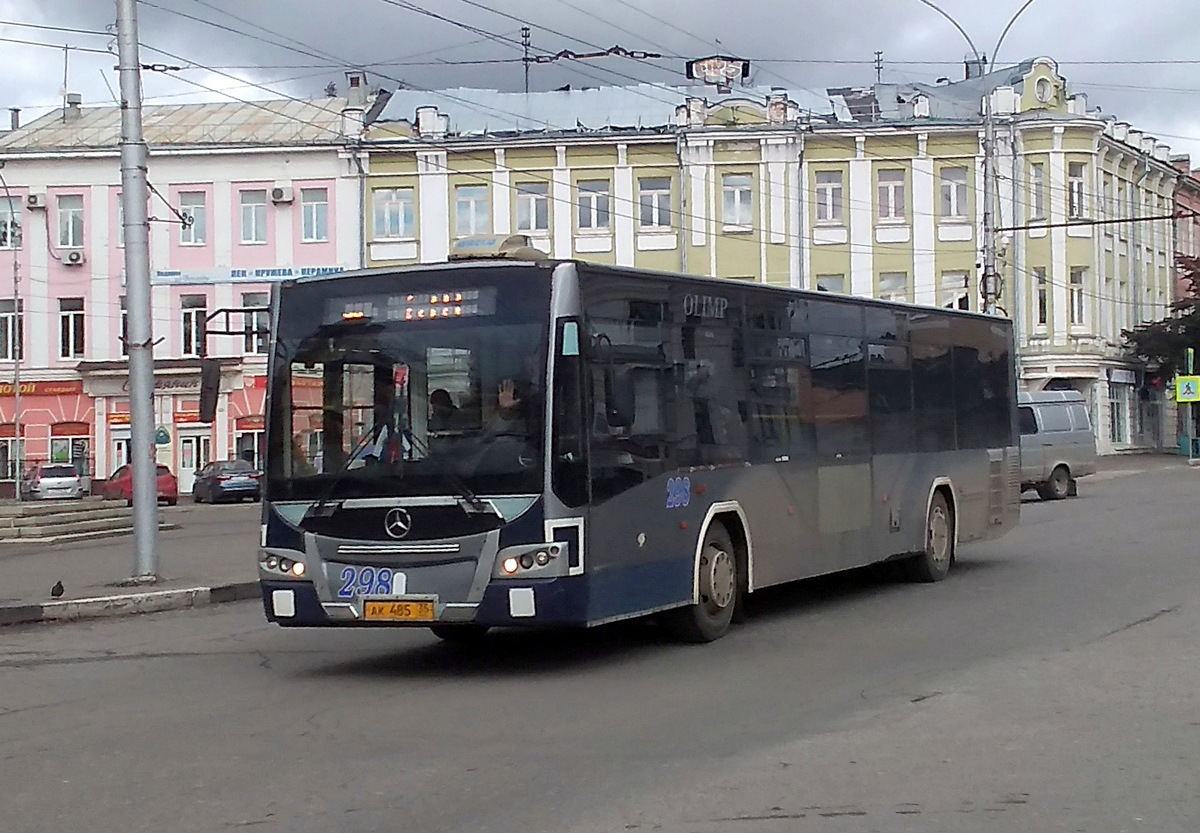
<box><xmin>0</xmin><ymin>499</ymin><xmax>175</xmax><ymax>542</ymax></box>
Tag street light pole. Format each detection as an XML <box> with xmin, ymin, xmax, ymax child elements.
<box><xmin>0</xmin><ymin>168</ymin><xmax>21</xmax><ymax>497</ymax></box>
<box><xmin>915</xmin><ymin>0</ymin><xmax>1039</xmax><ymax>316</ymax></box>
<box><xmin>116</xmin><ymin>0</ymin><xmax>159</xmax><ymax>579</ymax></box>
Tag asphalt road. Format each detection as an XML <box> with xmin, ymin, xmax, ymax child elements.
<box><xmin>2</xmin><ymin>461</ymin><xmax>1198</xmax><ymax>833</ymax></box>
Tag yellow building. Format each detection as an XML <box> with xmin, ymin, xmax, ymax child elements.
<box><xmin>360</xmin><ymin>57</ymin><xmax>1178</xmax><ymax>453</ymax></box>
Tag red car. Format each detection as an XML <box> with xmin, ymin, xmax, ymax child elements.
<box><xmin>102</xmin><ymin>464</ymin><xmax>179</xmax><ymax>506</ymax></box>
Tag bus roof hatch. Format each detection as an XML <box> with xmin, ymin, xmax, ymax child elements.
<box><xmin>449</xmin><ymin>234</ymin><xmax>549</xmax><ymax>261</ymax></box>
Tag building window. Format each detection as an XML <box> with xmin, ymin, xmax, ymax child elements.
<box><xmin>878</xmin><ymin>272</ymin><xmax>908</xmax><ymax>303</ymax></box>
<box><xmin>638</xmin><ymin>178</ymin><xmax>671</xmax><ymax>229</ymax></box>
<box><xmin>815</xmin><ymin>171</ymin><xmax>843</xmax><ymax>223</ymax></box>
<box><xmin>1030</xmin><ymin>162</ymin><xmax>1046</xmax><ymax>220</ymax></box>
<box><xmin>119</xmin><ymin>296</ymin><xmax>128</xmax><ymax>357</ymax></box>
<box><xmin>59</xmin><ymin>297</ymin><xmax>85</xmax><ymax>358</ymax></box>
<box><xmin>1034</xmin><ymin>267</ymin><xmax>1048</xmax><ymax>326</ymax></box>
<box><xmin>0</xmin><ymin>299</ymin><xmax>23</xmax><ymax>361</ymax></box>
<box><xmin>877</xmin><ymin>170</ymin><xmax>906</xmax><ymax>221</ymax></box>
<box><xmin>1109</xmin><ymin>384</ymin><xmax>1128</xmax><ymax>445</ymax></box>
<box><xmin>116</xmin><ymin>196</ymin><xmax>125</xmax><ymax>248</ymax></box>
<box><xmin>455</xmin><ymin>185</ymin><xmax>489</xmax><ymax>237</ymax></box>
<box><xmin>57</xmin><ymin>194</ymin><xmax>84</xmax><ymax>248</ymax></box>
<box><xmin>0</xmin><ymin>439</ymin><xmax>26</xmax><ymax>480</ymax></box>
<box><xmin>722</xmin><ymin>174</ymin><xmax>753</xmax><ymax>229</ymax></box>
<box><xmin>179</xmin><ymin>192</ymin><xmax>206</xmax><ymax>245</ymax></box>
<box><xmin>301</xmin><ymin>188</ymin><xmax>329</xmax><ymax>243</ymax></box>
<box><xmin>0</xmin><ymin>200</ymin><xmax>19</xmax><ymax>249</ymax></box>
<box><xmin>515</xmin><ymin>182</ymin><xmax>549</xmax><ymax>232</ymax></box>
<box><xmin>816</xmin><ymin>273</ymin><xmax>844</xmax><ymax>294</ymax></box>
<box><xmin>242</xmin><ymin>292</ymin><xmax>269</xmax><ymax>355</ymax></box>
<box><xmin>577</xmin><ymin>180</ymin><xmax>611</xmax><ymax>231</ymax></box>
<box><xmin>1102</xmin><ymin>176</ymin><xmax>1112</xmax><ymax>220</ymax></box>
<box><xmin>1068</xmin><ymin>162</ymin><xmax>1086</xmax><ymax>219</ymax></box>
<box><xmin>181</xmin><ymin>294</ymin><xmax>207</xmax><ymax>357</ymax></box>
<box><xmin>373</xmin><ymin>188</ymin><xmax>414</xmax><ymax>239</ymax></box>
<box><xmin>1069</xmin><ymin>267</ymin><xmax>1086</xmax><ymax>325</ymax></box>
<box><xmin>240</xmin><ymin>190</ymin><xmax>267</xmax><ymax>244</ymax></box>
<box><xmin>941</xmin><ymin>271</ymin><xmax>970</xmax><ymax>310</ymax></box>
<box><xmin>940</xmin><ymin>167</ymin><xmax>968</xmax><ymax>219</ymax></box>
<box><xmin>1118</xmin><ymin>182</ymin><xmax>1128</xmax><ymax>239</ymax></box>
<box><xmin>815</xmin><ymin>274</ymin><xmax>845</xmax><ymax>293</ymax></box>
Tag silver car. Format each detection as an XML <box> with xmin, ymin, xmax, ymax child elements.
<box><xmin>1019</xmin><ymin>391</ymin><xmax>1098</xmax><ymax>500</ymax></box>
<box><xmin>22</xmin><ymin>464</ymin><xmax>84</xmax><ymax>500</ymax></box>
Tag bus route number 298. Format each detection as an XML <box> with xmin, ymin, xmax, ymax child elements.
<box><xmin>666</xmin><ymin>476</ymin><xmax>691</xmax><ymax>509</ymax></box>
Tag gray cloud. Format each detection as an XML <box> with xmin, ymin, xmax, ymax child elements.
<box><xmin>2</xmin><ymin>0</ymin><xmax>1198</xmax><ymax>158</ymax></box>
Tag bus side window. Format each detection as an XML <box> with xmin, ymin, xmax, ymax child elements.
<box><xmin>1018</xmin><ymin>406</ymin><xmax>1038</xmax><ymax>435</ymax></box>
<box><xmin>868</xmin><ymin>343</ymin><xmax>914</xmax><ymax>453</ymax></box>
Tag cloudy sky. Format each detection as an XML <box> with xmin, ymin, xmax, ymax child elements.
<box><xmin>1</xmin><ymin>0</ymin><xmax>1198</xmax><ymax>157</ymax></box>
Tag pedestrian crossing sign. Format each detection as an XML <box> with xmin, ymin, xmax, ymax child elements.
<box><xmin>1176</xmin><ymin>375</ymin><xmax>1200</xmax><ymax>403</ymax></box>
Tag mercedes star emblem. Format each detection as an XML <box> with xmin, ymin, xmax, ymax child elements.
<box><xmin>384</xmin><ymin>507</ymin><xmax>413</xmax><ymax>539</ymax></box>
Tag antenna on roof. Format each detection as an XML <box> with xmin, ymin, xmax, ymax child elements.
<box><xmin>874</xmin><ymin>51</ymin><xmax>883</xmax><ymax>84</ymax></box>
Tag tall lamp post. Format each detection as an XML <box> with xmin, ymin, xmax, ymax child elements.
<box><xmin>0</xmin><ymin>167</ymin><xmax>21</xmax><ymax>499</ymax></box>
<box><xmin>915</xmin><ymin>0</ymin><xmax>1040</xmax><ymax>316</ymax></box>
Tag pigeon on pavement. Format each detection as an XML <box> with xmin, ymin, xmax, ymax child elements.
<box><xmin>50</xmin><ymin>581</ymin><xmax>64</xmax><ymax>598</ymax></box>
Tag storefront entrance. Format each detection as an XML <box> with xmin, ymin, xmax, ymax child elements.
<box><xmin>178</xmin><ymin>434</ymin><xmax>212</xmax><ymax>492</ymax></box>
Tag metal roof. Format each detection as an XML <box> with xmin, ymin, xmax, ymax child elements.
<box><xmin>373</xmin><ymin>84</ymin><xmax>832</xmax><ymax>136</ymax></box>
<box><xmin>0</xmin><ymin>97</ymin><xmax>352</xmax><ymax>152</ymax></box>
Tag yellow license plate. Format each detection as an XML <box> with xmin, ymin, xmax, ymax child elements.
<box><xmin>363</xmin><ymin>600</ymin><xmax>435</xmax><ymax>622</ymax></box>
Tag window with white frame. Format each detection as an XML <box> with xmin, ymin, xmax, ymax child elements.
<box><xmin>722</xmin><ymin>174</ymin><xmax>753</xmax><ymax>229</ymax></box>
<box><xmin>1068</xmin><ymin>162</ymin><xmax>1086</xmax><ymax>219</ymax></box>
<box><xmin>0</xmin><ymin>438</ymin><xmax>26</xmax><ymax>480</ymax></box>
<box><xmin>878</xmin><ymin>272</ymin><xmax>908</xmax><ymax>303</ymax></box>
<box><xmin>455</xmin><ymin>185</ymin><xmax>490</xmax><ymax>237</ymax></box>
<box><xmin>515</xmin><ymin>182</ymin><xmax>549</xmax><ymax>232</ymax></box>
<box><xmin>1034</xmin><ymin>267</ymin><xmax>1048</xmax><ymax>326</ymax></box>
<box><xmin>119</xmin><ymin>296</ymin><xmax>128</xmax><ymax>357</ymax></box>
<box><xmin>57</xmin><ymin>194</ymin><xmax>84</xmax><ymax>248</ymax></box>
<box><xmin>181</xmin><ymin>294</ymin><xmax>207</xmax><ymax>357</ymax></box>
<box><xmin>815</xmin><ymin>274</ymin><xmax>845</xmax><ymax>293</ymax></box>
<box><xmin>1102</xmin><ymin>175</ymin><xmax>1112</xmax><ymax>219</ymax></box>
<box><xmin>1069</xmin><ymin>267</ymin><xmax>1086</xmax><ymax>325</ymax></box>
<box><xmin>115</xmin><ymin>196</ymin><xmax>124</xmax><ymax>248</ymax></box>
<box><xmin>240</xmin><ymin>190</ymin><xmax>267</xmax><ymax>244</ymax></box>
<box><xmin>638</xmin><ymin>178</ymin><xmax>671</xmax><ymax>229</ymax></box>
<box><xmin>0</xmin><ymin>200</ymin><xmax>20</xmax><ymax>249</ymax></box>
<box><xmin>940</xmin><ymin>167</ymin><xmax>969</xmax><ymax>219</ymax></box>
<box><xmin>59</xmin><ymin>297</ymin><xmax>85</xmax><ymax>358</ymax></box>
<box><xmin>301</xmin><ymin>188</ymin><xmax>329</xmax><ymax>242</ymax></box>
<box><xmin>1030</xmin><ymin>162</ymin><xmax>1046</xmax><ymax>220</ymax></box>
<box><xmin>0</xmin><ymin>299</ymin><xmax>22</xmax><ymax>361</ymax></box>
<box><xmin>372</xmin><ymin>188</ymin><xmax>414</xmax><ymax>239</ymax></box>
<box><xmin>877</xmin><ymin>169</ymin><xmax>906</xmax><ymax>221</ymax></box>
<box><xmin>242</xmin><ymin>292</ymin><xmax>269</xmax><ymax>355</ymax></box>
<box><xmin>179</xmin><ymin>192</ymin><xmax>207</xmax><ymax>245</ymax></box>
<box><xmin>815</xmin><ymin>171</ymin><xmax>843</xmax><ymax>223</ymax></box>
<box><xmin>577</xmin><ymin>180</ymin><xmax>611</xmax><ymax>231</ymax></box>
<box><xmin>1118</xmin><ymin>182</ymin><xmax>1128</xmax><ymax>239</ymax></box>
<box><xmin>940</xmin><ymin>271</ymin><xmax>970</xmax><ymax>310</ymax></box>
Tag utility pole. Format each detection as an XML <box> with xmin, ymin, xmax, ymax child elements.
<box><xmin>522</xmin><ymin>26</ymin><xmax>531</xmax><ymax>94</ymax></box>
<box><xmin>116</xmin><ymin>0</ymin><xmax>159</xmax><ymax>579</ymax></box>
<box><xmin>874</xmin><ymin>51</ymin><xmax>883</xmax><ymax>84</ymax></box>
<box><xmin>0</xmin><ymin>168</ymin><xmax>21</xmax><ymax>498</ymax></box>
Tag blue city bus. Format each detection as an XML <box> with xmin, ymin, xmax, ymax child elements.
<box><xmin>252</xmin><ymin>236</ymin><xmax>1019</xmax><ymax>642</ymax></box>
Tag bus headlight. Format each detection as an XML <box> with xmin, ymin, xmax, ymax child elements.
<box><xmin>535</xmin><ymin>551</ymin><xmax>550</xmax><ymax>566</ymax></box>
<box><xmin>502</xmin><ymin>557</ymin><xmax>520</xmax><ymax>575</ymax></box>
<box><xmin>290</xmin><ymin>561</ymin><xmax>306</xmax><ymax>577</ymax></box>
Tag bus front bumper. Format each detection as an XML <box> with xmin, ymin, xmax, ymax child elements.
<box><xmin>261</xmin><ymin>577</ymin><xmax>589</xmax><ymax>628</ymax></box>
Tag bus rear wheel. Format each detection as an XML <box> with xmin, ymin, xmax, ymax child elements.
<box><xmin>665</xmin><ymin>521</ymin><xmax>738</xmax><ymax>643</ymax></box>
<box><xmin>905</xmin><ymin>491</ymin><xmax>953</xmax><ymax>583</ymax></box>
<box><xmin>430</xmin><ymin>624</ymin><xmax>490</xmax><ymax>644</ymax></box>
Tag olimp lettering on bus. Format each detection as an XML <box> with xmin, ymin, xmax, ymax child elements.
<box><xmin>683</xmin><ymin>293</ymin><xmax>729</xmax><ymax>319</ymax></box>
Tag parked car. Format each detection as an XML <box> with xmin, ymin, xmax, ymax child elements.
<box><xmin>21</xmin><ymin>464</ymin><xmax>84</xmax><ymax>500</ymax></box>
<box><xmin>1019</xmin><ymin>390</ymin><xmax>1098</xmax><ymax>500</ymax></box>
<box><xmin>192</xmin><ymin>459</ymin><xmax>262</xmax><ymax>503</ymax></box>
<box><xmin>101</xmin><ymin>464</ymin><xmax>179</xmax><ymax>506</ymax></box>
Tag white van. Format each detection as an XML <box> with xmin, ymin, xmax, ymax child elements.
<box><xmin>1018</xmin><ymin>390</ymin><xmax>1098</xmax><ymax>499</ymax></box>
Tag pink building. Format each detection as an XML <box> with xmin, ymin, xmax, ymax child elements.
<box><xmin>0</xmin><ymin>84</ymin><xmax>376</xmax><ymax>495</ymax></box>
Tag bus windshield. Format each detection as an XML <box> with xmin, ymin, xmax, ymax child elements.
<box><xmin>267</xmin><ymin>265</ymin><xmax>552</xmax><ymax>501</ymax></box>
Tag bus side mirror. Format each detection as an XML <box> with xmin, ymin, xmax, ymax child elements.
<box><xmin>198</xmin><ymin>358</ymin><xmax>220</xmax><ymax>423</ymax></box>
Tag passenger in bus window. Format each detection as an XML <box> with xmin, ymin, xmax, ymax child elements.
<box><xmin>429</xmin><ymin>388</ymin><xmax>459</xmax><ymax>432</ymax></box>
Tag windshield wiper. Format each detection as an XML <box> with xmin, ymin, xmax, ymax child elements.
<box><xmin>301</xmin><ymin>420</ymin><xmax>384</xmax><ymax>521</ymax></box>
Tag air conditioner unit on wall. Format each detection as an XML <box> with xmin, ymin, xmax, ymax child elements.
<box><xmin>270</xmin><ymin>185</ymin><xmax>293</xmax><ymax>204</ymax></box>
<box><xmin>26</xmin><ymin>193</ymin><xmax>46</xmax><ymax>209</ymax></box>
<box><xmin>64</xmin><ymin>250</ymin><xmax>86</xmax><ymax>266</ymax></box>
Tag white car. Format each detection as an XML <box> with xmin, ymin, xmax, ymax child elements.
<box><xmin>22</xmin><ymin>464</ymin><xmax>85</xmax><ymax>500</ymax></box>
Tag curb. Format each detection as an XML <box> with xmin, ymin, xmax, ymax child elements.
<box><xmin>0</xmin><ymin>580</ymin><xmax>261</xmax><ymax>627</ymax></box>
<box><xmin>0</xmin><ymin>522</ymin><xmax>182</xmax><ymax>546</ymax></box>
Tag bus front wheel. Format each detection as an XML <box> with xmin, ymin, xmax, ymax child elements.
<box><xmin>905</xmin><ymin>491</ymin><xmax>953</xmax><ymax>583</ymax></box>
<box><xmin>665</xmin><ymin>521</ymin><xmax>738</xmax><ymax>643</ymax></box>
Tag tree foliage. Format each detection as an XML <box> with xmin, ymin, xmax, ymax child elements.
<box><xmin>1123</xmin><ymin>255</ymin><xmax>1200</xmax><ymax>381</ymax></box>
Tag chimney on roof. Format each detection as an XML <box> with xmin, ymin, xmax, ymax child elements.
<box><xmin>346</xmin><ymin>71</ymin><xmax>368</xmax><ymax>108</ymax></box>
<box><xmin>964</xmin><ymin>53</ymin><xmax>987</xmax><ymax>80</ymax></box>
<box><xmin>416</xmin><ymin>106</ymin><xmax>448</xmax><ymax>139</ymax></box>
<box><xmin>1171</xmin><ymin>155</ymin><xmax>1192</xmax><ymax>174</ymax></box>
<box><xmin>9</xmin><ymin>108</ymin><xmax>19</xmax><ymax>130</ymax></box>
<box><xmin>64</xmin><ymin>93</ymin><xmax>82</xmax><ymax>122</ymax></box>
